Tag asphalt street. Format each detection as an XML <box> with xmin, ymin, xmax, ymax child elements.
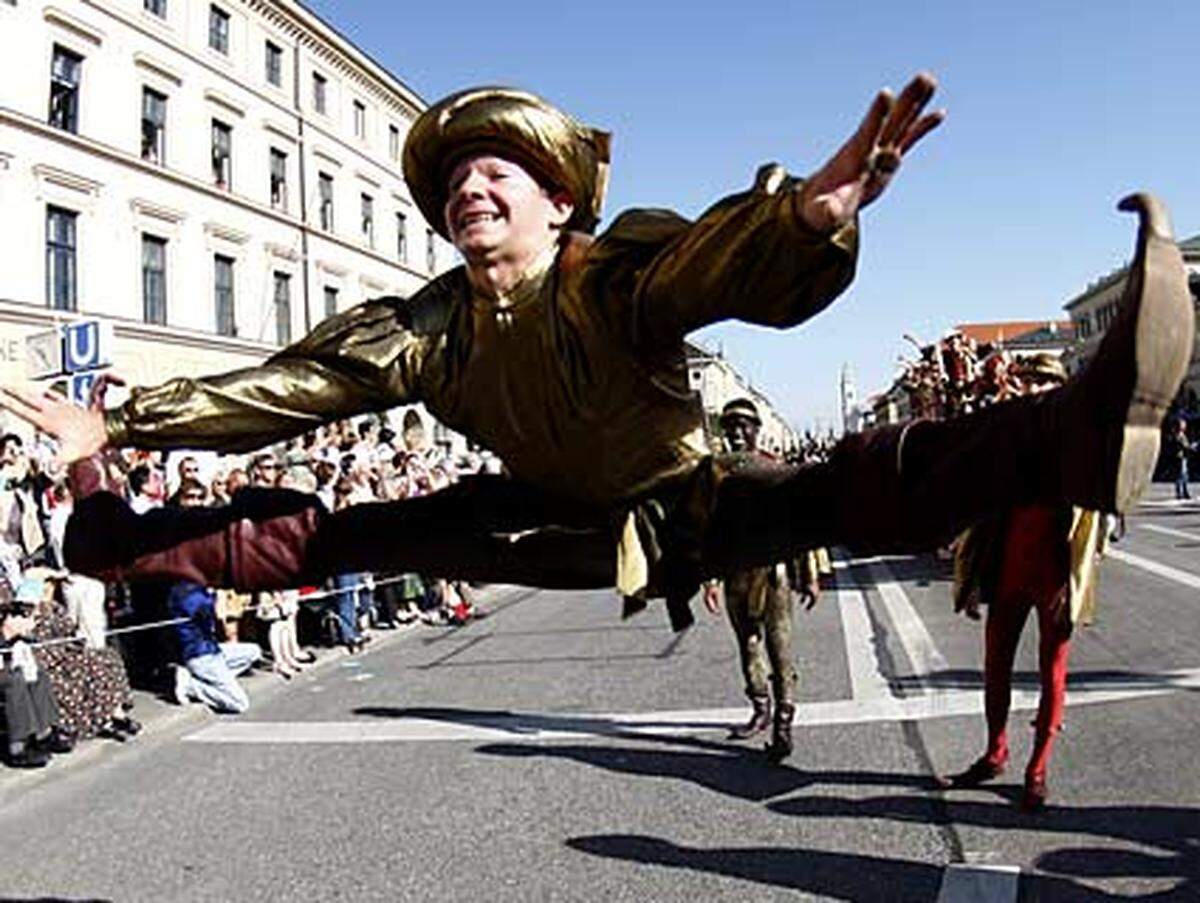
<box><xmin>0</xmin><ymin>486</ymin><xmax>1197</xmax><ymax>902</ymax></box>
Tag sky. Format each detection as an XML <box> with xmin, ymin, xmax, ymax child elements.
<box><xmin>302</xmin><ymin>0</ymin><xmax>1200</xmax><ymax>433</ymax></box>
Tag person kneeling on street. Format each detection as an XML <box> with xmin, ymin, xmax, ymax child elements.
<box><xmin>168</xmin><ymin>580</ymin><xmax>260</xmax><ymax>715</ymax></box>
<box><xmin>166</xmin><ymin>478</ymin><xmax>260</xmax><ymax>713</ymax></box>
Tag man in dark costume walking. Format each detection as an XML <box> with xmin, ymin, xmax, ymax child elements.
<box><xmin>704</xmin><ymin>398</ymin><xmax>822</xmax><ymax>763</ymax></box>
<box><xmin>0</xmin><ymin>75</ymin><xmax>1191</xmax><ymax>632</ymax></box>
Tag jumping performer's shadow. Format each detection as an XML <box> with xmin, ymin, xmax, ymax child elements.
<box><xmin>479</xmin><ymin>740</ymin><xmax>940</xmax><ymax>803</ymax></box>
<box><xmin>565</xmin><ymin>833</ymin><xmax>1137</xmax><ymax>901</ymax></box>
<box><xmin>352</xmin><ymin>705</ymin><xmax>938</xmax><ymax>802</ymax></box>
<box><xmin>767</xmin><ymin>794</ymin><xmax>1198</xmax><ymax>897</ymax></box>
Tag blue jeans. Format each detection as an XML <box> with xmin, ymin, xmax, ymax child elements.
<box><xmin>184</xmin><ymin>642</ymin><xmax>261</xmax><ymax>713</ymax></box>
<box><xmin>1177</xmin><ymin>459</ymin><xmax>1191</xmax><ymax>499</ymax></box>
<box><xmin>331</xmin><ymin>573</ymin><xmax>363</xmax><ymax>644</ymax></box>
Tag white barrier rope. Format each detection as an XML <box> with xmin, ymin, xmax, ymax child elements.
<box><xmin>1</xmin><ymin>573</ymin><xmax>425</xmax><ymax>654</ymax></box>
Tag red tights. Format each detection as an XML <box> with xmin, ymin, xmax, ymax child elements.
<box><xmin>981</xmin><ymin>590</ymin><xmax>1072</xmax><ymax>784</ymax></box>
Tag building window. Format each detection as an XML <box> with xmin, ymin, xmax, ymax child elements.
<box><xmin>318</xmin><ymin>172</ymin><xmax>333</xmax><ymax>231</ymax></box>
<box><xmin>388</xmin><ymin>124</ymin><xmax>400</xmax><ymax>161</ymax></box>
<box><xmin>211</xmin><ymin>119</ymin><xmax>231</xmax><ymax>189</ymax></box>
<box><xmin>426</xmin><ymin>228</ymin><xmax>436</xmax><ymax>273</ymax></box>
<box><xmin>214</xmin><ymin>254</ymin><xmax>235</xmax><ymax>336</ymax></box>
<box><xmin>48</xmin><ymin>46</ymin><xmax>82</xmax><ymax>134</ymax></box>
<box><xmin>208</xmin><ymin>5</ymin><xmax>229</xmax><ymax>54</ymax></box>
<box><xmin>361</xmin><ymin>194</ymin><xmax>374</xmax><ymax>247</ymax></box>
<box><xmin>269</xmin><ymin>148</ymin><xmax>287</xmax><ymax>210</ymax></box>
<box><xmin>141</xmin><ymin>87</ymin><xmax>167</xmax><ymax>164</ymax></box>
<box><xmin>396</xmin><ymin>212</ymin><xmax>407</xmax><ymax>262</ymax></box>
<box><xmin>324</xmin><ymin>286</ymin><xmax>338</xmax><ymax>318</ymax></box>
<box><xmin>45</xmin><ymin>206</ymin><xmax>77</xmax><ymax>311</ymax></box>
<box><xmin>264</xmin><ymin>40</ymin><xmax>282</xmax><ymax>87</ymax></box>
<box><xmin>142</xmin><ymin>234</ymin><xmax>167</xmax><ymax>325</ymax></box>
<box><xmin>312</xmin><ymin>72</ymin><xmax>326</xmax><ymax>114</ymax></box>
<box><xmin>144</xmin><ymin>0</ymin><xmax>166</xmax><ymax>17</ymax></box>
<box><xmin>353</xmin><ymin>100</ymin><xmax>365</xmax><ymax>138</ymax></box>
<box><xmin>273</xmin><ymin>272</ymin><xmax>291</xmax><ymax>345</ymax></box>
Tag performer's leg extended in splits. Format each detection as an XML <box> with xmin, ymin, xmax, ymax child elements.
<box><xmin>63</xmin><ymin>196</ymin><xmax>1193</xmax><ymax>605</ymax></box>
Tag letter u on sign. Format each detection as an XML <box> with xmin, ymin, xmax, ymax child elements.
<box><xmin>63</xmin><ymin>320</ymin><xmax>110</xmax><ymax>374</ymax></box>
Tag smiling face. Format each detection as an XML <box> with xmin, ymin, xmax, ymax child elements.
<box><xmin>443</xmin><ymin>154</ymin><xmax>574</xmax><ymax>267</ymax></box>
<box><xmin>721</xmin><ymin>415</ymin><xmax>760</xmax><ymax>453</ymax></box>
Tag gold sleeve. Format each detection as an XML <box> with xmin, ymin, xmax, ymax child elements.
<box><xmin>602</xmin><ymin>169</ymin><xmax>858</xmax><ymax>348</ymax></box>
<box><xmin>108</xmin><ymin>299</ymin><xmax>429</xmax><ymax>452</ymax></box>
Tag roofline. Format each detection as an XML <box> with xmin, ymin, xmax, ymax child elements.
<box><xmin>282</xmin><ymin>1</ymin><xmax>427</xmax><ymax>112</ymax></box>
<box><xmin>1062</xmin><ymin>266</ymin><xmax>1126</xmax><ymax>312</ymax></box>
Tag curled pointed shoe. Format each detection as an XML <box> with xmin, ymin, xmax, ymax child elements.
<box><xmin>936</xmin><ymin>756</ymin><xmax>1006</xmax><ymax>789</ymax></box>
<box><xmin>1019</xmin><ymin>776</ymin><xmax>1048</xmax><ymax>813</ymax></box>
<box><xmin>728</xmin><ymin>696</ymin><xmax>771</xmax><ymax>740</ymax></box>
<box><xmin>1054</xmin><ymin>193</ymin><xmax>1194</xmax><ymax>513</ymax></box>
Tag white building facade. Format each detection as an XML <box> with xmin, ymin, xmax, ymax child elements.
<box><xmin>1062</xmin><ymin>236</ymin><xmax>1200</xmax><ymax>390</ymax></box>
<box><xmin>686</xmin><ymin>343</ymin><xmax>798</xmax><ymax>455</ymax></box>
<box><xmin>0</xmin><ymin>0</ymin><xmax>452</xmax><ymax>436</ymax></box>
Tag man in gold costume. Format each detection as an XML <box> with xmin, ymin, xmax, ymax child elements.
<box><xmin>0</xmin><ymin>75</ymin><xmax>1192</xmax><ymax>632</ymax></box>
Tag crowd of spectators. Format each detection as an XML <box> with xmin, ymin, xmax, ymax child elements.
<box><xmin>0</xmin><ymin>410</ymin><xmax>500</xmax><ymax>768</ymax></box>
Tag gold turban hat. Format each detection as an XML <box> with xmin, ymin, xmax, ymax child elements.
<box><xmin>403</xmin><ymin>87</ymin><xmax>611</xmax><ymax>240</ymax></box>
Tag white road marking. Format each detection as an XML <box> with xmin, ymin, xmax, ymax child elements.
<box><xmin>834</xmin><ymin>560</ymin><xmax>893</xmax><ymax>701</ymax></box>
<box><xmin>1108</xmin><ymin>547</ymin><xmax>1200</xmax><ymax>590</ymax></box>
<box><xmin>1134</xmin><ymin>498</ymin><xmax>1199</xmax><ymax>510</ymax></box>
<box><xmin>861</xmin><ymin>557</ymin><xmax>950</xmax><ymax>688</ymax></box>
<box><xmin>936</xmin><ymin>863</ymin><xmax>1020</xmax><ymax>903</ymax></box>
<box><xmin>1140</xmin><ymin>523</ymin><xmax>1200</xmax><ymax>543</ymax></box>
<box><xmin>183</xmin><ymin>668</ymin><xmax>1200</xmax><ymax>744</ymax></box>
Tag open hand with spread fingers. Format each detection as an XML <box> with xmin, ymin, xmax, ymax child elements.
<box><xmin>0</xmin><ymin>385</ymin><xmax>107</xmax><ymax>465</ymax></box>
<box><xmin>797</xmin><ymin>72</ymin><xmax>945</xmax><ymax>234</ymax></box>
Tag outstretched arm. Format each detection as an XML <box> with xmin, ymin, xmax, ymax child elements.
<box><xmin>0</xmin><ymin>298</ymin><xmax>428</xmax><ymax>462</ymax></box>
<box><xmin>623</xmin><ymin>73</ymin><xmax>944</xmax><ymax>346</ymax></box>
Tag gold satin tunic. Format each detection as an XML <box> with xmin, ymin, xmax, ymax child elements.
<box><xmin>107</xmin><ymin>173</ymin><xmax>857</xmax><ymax>512</ymax></box>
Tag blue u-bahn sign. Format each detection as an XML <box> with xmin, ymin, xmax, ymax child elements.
<box><xmin>25</xmin><ymin>319</ymin><xmax>113</xmax><ymax>405</ymax></box>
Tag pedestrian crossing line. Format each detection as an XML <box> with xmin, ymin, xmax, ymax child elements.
<box><xmin>1140</xmin><ymin>522</ymin><xmax>1200</xmax><ymax>543</ymax></box>
<box><xmin>834</xmin><ymin>575</ymin><xmax>893</xmax><ymax>701</ymax></box>
<box><xmin>182</xmin><ymin>668</ymin><xmax>1200</xmax><ymax>744</ymax></box>
<box><xmin>861</xmin><ymin>557</ymin><xmax>950</xmax><ymax>690</ymax></box>
<box><xmin>1108</xmin><ymin>547</ymin><xmax>1200</xmax><ymax>590</ymax></box>
<box><xmin>936</xmin><ymin>863</ymin><xmax>1020</xmax><ymax>903</ymax></box>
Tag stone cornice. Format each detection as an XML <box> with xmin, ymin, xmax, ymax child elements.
<box><xmin>0</xmin><ymin>298</ymin><xmax>278</xmax><ymax>357</ymax></box>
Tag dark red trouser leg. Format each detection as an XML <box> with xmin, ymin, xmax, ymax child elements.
<box><xmin>703</xmin><ymin>397</ymin><xmax>1061</xmax><ymax>574</ymax></box>
<box><xmin>1027</xmin><ymin>600</ymin><xmax>1073</xmax><ymax>784</ymax></box>
<box><xmin>981</xmin><ymin>594</ymin><xmax>1032</xmax><ymax>769</ymax></box>
<box><xmin>65</xmin><ymin>477</ymin><xmax>616</xmax><ymax>591</ymax></box>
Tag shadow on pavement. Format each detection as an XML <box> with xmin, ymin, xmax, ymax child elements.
<box><xmin>353</xmin><ymin>705</ymin><xmax>741</xmax><ymax>737</ymax></box>
<box><xmin>768</xmin><ymin>794</ymin><xmax>1198</xmax><ymax>898</ymax></box>
<box><xmin>564</xmin><ymin>834</ymin><xmax>1121</xmax><ymax>901</ymax></box>
<box><xmin>477</xmin><ymin>740</ymin><xmax>938</xmax><ymax>802</ymax></box>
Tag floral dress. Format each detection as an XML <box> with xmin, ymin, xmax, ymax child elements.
<box><xmin>32</xmin><ymin>601</ymin><xmax>133</xmax><ymax>738</ymax></box>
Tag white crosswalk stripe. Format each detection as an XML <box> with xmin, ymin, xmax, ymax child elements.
<box><xmin>936</xmin><ymin>864</ymin><xmax>1020</xmax><ymax>903</ymax></box>
<box><xmin>834</xmin><ymin>562</ymin><xmax>893</xmax><ymax>701</ymax></box>
<box><xmin>1108</xmin><ymin>547</ymin><xmax>1200</xmax><ymax>589</ymax></box>
<box><xmin>1140</xmin><ymin>522</ymin><xmax>1200</xmax><ymax>543</ymax></box>
<box><xmin>861</xmin><ymin>556</ymin><xmax>950</xmax><ymax>688</ymax></box>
